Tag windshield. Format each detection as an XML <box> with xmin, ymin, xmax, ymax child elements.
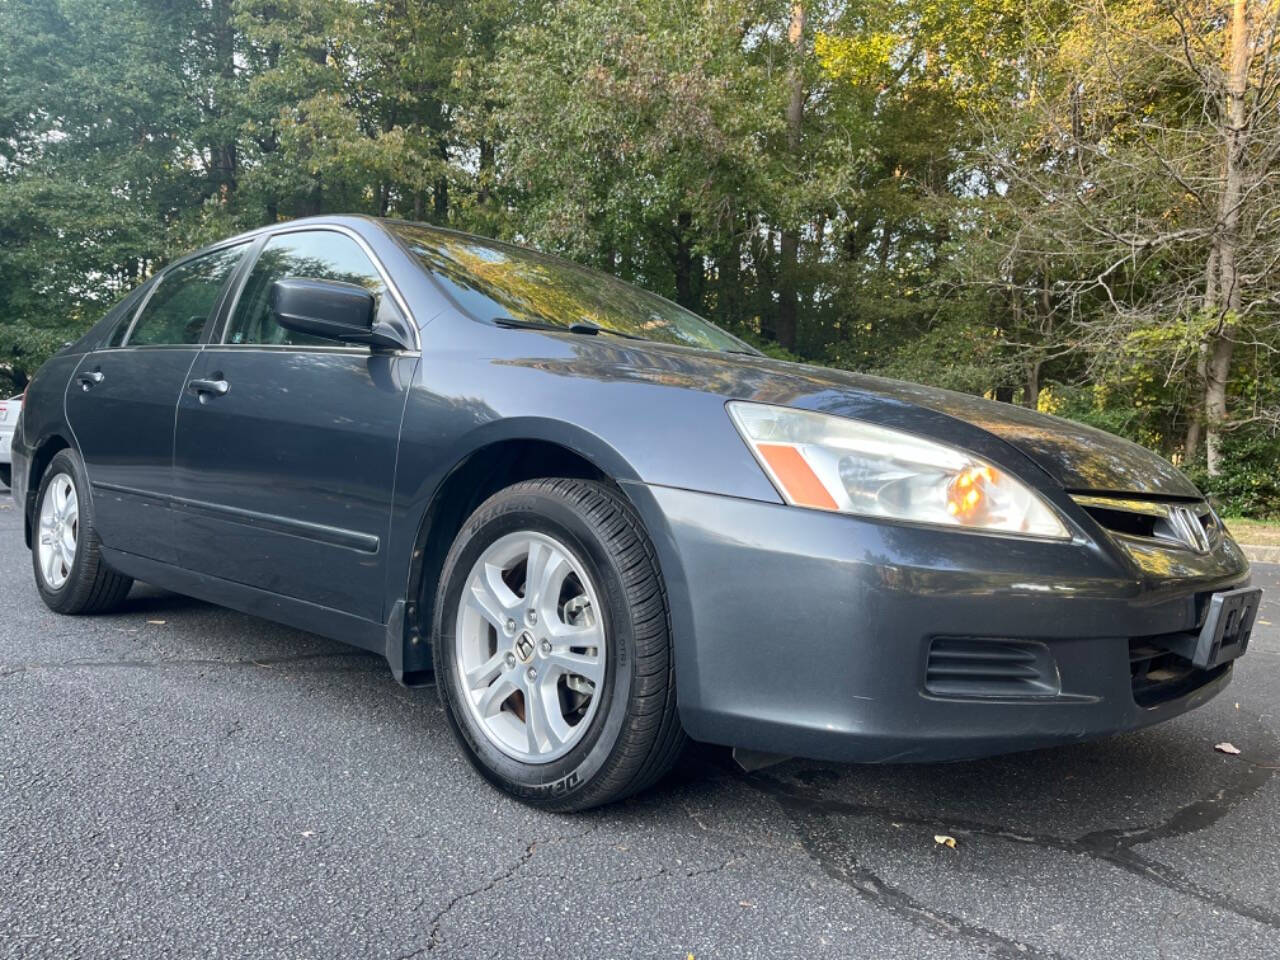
<box><xmin>388</xmin><ymin>222</ymin><xmax>755</xmax><ymax>354</ymax></box>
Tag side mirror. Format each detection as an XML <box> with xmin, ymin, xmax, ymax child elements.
<box><xmin>270</xmin><ymin>278</ymin><xmax>409</xmax><ymax>349</ymax></box>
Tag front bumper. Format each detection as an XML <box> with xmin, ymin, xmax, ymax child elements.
<box><xmin>623</xmin><ymin>482</ymin><xmax>1250</xmax><ymax>763</ymax></box>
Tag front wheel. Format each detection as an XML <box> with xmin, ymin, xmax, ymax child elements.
<box><xmin>32</xmin><ymin>449</ymin><xmax>133</xmax><ymax>614</ymax></box>
<box><xmin>433</xmin><ymin>478</ymin><xmax>685</xmax><ymax>811</ymax></box>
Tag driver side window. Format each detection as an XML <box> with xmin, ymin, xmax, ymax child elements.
<box><xmin>226</xmin><ymin>231</ymin><xmax>386</xmax><ymax>347</ymax></box>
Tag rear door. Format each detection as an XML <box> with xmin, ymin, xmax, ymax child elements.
<box><xmin>171</xmin><ymin>228</ymin><xmax>416</xmax><ymax>622</ymax></box>
<box><xmin>65</xmin><ymin>243</ymin><xmax>248</xmax><ymax>561</ymax></box>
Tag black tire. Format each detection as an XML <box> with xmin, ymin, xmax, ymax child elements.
<box><xmin>32</xmin><ymin>449</ymin><xmax>133</xmax><ymax>614</ymax></box>
<box><xmin>0</xmin><ymin>463</ymin><xmax>11</xmax><ymax>488</ymax></box>
<box><xmin>433</xmin><ymin>478</ymin><xmax>686</xmax><ymax>811</ymax></box>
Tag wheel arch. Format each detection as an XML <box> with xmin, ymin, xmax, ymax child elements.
<box><xmin>22</xmin><ymin>434</ymin><xmax>72</xmax><ymax>548</ymax></box>
<box><xmin>392</xmin><ymin>422</ymin><xmax>666</xmax><ymax>684</ymax></box>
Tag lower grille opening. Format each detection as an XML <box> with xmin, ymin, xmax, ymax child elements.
<box><xmin>925</xmin><ymin>637</ymin><xmax>1061</xmax><ymax>699</ymax></box>
<box><xmin>1129</xmin><ymin>639</ymin><xmax>1228</xmax><ymax>707</ymax></box>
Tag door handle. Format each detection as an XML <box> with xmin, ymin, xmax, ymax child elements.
<box><xmin>188</xmin><ymin>378</ymin><xmax>230</xmax><ymax>400</ymax></box>
<box><xmin>76</xmin><ymin>370</ymin><xmax>104</xmax><ymax>388</ymax></box>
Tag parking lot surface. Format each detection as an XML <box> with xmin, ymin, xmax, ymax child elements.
<box><xmin>2</xmin><ymin>501</ymin><xmax>1278</xmax><ymax>959</ymax></box>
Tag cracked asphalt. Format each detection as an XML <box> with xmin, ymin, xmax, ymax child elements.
<box><xmin>2</xmin><ymin>500</ymin><xmax>1279</xmax><ymax>960</ymax></box>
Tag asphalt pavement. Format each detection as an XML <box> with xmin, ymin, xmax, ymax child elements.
<box><xmin>2</xmin><ymin>498</ymin><xmax>1278</xmax><ymax>959</ymax></box>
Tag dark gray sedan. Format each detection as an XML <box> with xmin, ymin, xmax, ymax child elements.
<box><xmin>10</xmin><ymin>216</ymin><xmax>1260</xmax><ymax>810</ymax></box>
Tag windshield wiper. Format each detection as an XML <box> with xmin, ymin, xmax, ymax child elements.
<box><xmin>492</xmin><ymin>316</ymin><xmax>648</xmax><ymax>342</ymax></box>
<box><xmin>568</xmin><ymin>321</ymin><xmax>648</xmax><ymax>341</ymax></box>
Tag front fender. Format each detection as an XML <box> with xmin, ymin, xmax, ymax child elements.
<box><xmin>379</xmin><ymin>336</ymin><xmax>785</xmax><ymax>680</ymax></box>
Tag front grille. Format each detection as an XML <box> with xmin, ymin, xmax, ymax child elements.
<box><xmin>1071</xmin><ymin>494</ymin><xmax>1219</xmax><ymax>552</ymax></box>
<box><xmin>1129</xmin><ymin>638</ymin><xmax>1228</xmax><ymax>707</ymax></box>
<box><xmin>925</xmin><ymin>637</ymin><xmax>1061</xmax><ymax>699</ymax></box>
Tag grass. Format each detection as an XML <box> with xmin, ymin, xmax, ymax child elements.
<box><xmin>1221</xmin><ymin>516</ymin><xmax>1280</xmax><ymax>547</ymax></box>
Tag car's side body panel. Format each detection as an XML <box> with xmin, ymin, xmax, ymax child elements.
<box><xmin>11</xmin><ymin>352</ymin><xmax>86</xmax><ymax>543</ymax></box>
<box><xmin>173</xmin><ymin>345</ymin><xmax>418</xmax><ymax>621</ymax></box>
<box><xmin>65</xmin><ymin>347</ymin><xmax>200</xmax><ymax>563</ymax></box>
<box><xmin>98</xmin><ymin>542</ymin><xmax>388</xmax><ymax>652</ymax></box>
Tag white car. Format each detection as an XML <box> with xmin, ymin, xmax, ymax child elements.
<box><xmin>0</xmin><ymin>393</ymin><xmax>21</xmax><ymax>488</ymax></box>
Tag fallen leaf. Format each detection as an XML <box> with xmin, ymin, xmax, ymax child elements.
<box><xmin>934</xmin><ymin>834</ymin><xmax>957</xmax><ymax>848</ymax></box>
<box><xmin>146</xmin><ymin>619</ymin><xmax>166</xmax><ymax>625</ymax></box>
<box><xmin>1215</xmin><ymin>742</ymin><xmax>1242</xmax><ymax>755</ymax></box>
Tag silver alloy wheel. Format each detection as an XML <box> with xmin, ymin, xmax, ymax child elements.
<box><xmin>454</xmin><ymin>531</ymin><xmax>607</xmax><ymax>763</ymax></box>
<box><xmin>37</xmin><ymin>472</ymin><xmax>79</xmax><ymax>590</ymax></box>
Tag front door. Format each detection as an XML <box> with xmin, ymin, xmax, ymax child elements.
<box><xmin>172</xmin><ymin>229</ymin><xmax>416</xmax><ymax>622</ymax></box>
<box><xmin>65</xmin><ymin>243</ymin><xmax>248</xmax><ymax>562</ymax></box>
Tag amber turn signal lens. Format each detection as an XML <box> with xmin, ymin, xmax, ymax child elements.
<box><xmin>946</xmin><ymin>465</ymin><xmax>996</xmax><ymax>519</ymax></box>
<box><xmin>755</xmin><ymin>443</ymin><xmax>839</xmax><ymax>511</ymax></box>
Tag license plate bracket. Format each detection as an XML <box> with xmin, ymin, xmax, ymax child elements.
<box><xmin>1193</xmin><ymin>587</ymin><xmax>1261</xmax><ymax>668</ymax></box>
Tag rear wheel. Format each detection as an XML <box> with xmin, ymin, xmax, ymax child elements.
<box><xmin>32</xmin><ymin>449</ymin><xmax>133</xmax><ymax>614</ymax></box>
<box><xmin>0</xmin><ymin>464</ymin><xmax>11</xmax><ymax>488</ymax></box>
<box><xmin>434</xmin><ymin>478</ymin><xmax>685</xmax><ymax>811</ymax></box>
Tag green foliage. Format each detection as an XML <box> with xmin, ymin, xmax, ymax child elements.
<box><xmin>1</xmin><ymin>0</ymin><xmax>1278</xmax><ymax>514</ymax></box>
<box><xmin>1185</xmin><ymin>430</ymin><xmax>1280</xmax><ymax>518</ymax></box>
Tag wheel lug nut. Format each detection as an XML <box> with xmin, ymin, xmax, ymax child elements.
<box><xmin>526</xmin><ymin>609</ymin><xmax>538</xmax><ymax>626</ymax></box>
<box><xmin>540</xmin><ymin>640</ymin><xmax>551</xmax><ymax>655</ymax></box>
<box><xmin>505</xmin><ymin>652</ymin><xmax>516</xmax><ymax>668</ymax></box>
<box><xmin>505</xmin><ymin>618</ymin><xmax>516</xmax><ymax>635</ymax></box>
<box><xmin>526</xmin><ymin>666</ymin><xmax>537</xmax><ymax>681</ymax></box>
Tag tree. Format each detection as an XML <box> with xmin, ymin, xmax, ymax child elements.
<box><xmin>2</xmin><ymin>0</ymin><xmax>1279</xmax><ymax>511</ymax></box>
<box><xmin>957</xmin><ymin>0</ymin><xmax>1280</xmax><ymax>474</ymax></box>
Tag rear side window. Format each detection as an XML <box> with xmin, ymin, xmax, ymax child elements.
<box><xmin>126</xmin><ymin>244</ymin><xmax>247</xmax><ymax>346</ymax></box>
<box><xmin>226</xmin><ymin>231</ymin><xmax>386</xmax><ymax>347</ymax></box>
<box><xmin>107</xmin><ymin>313</ymin><xmax>131</xmax><ymax>347</ymax></box>
<box><xmin>105</xmin><ymin>285</ymin><xmax>149</xmax><ymax>347</ymax></box>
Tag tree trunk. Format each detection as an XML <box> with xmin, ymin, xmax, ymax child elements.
<box><xmin>305</xmin><ymin>175</ymin><xmax>324</xmax><ymax>216</ymax></box>
<box><xmin>477</xmin><ymin>138</ymin><xmax>494</xmax><ymax>207</ymax></box>
<box><xmin>433</xmin><ymin>139</ymin><xmax>449</xmax><ymax>219</ymax></box>
<box><xmin>775</xmin><ymin>1</ymin><xmax>805</xmax><ymax>352</ymax></box>
<box><xmin>1184</xmin><ymin>339</ymin><xmax>1209</xmax><ymax>464</ymax></box>
<box><xmin>673</xmin><ymin>211</ymin><xmax>700</xmax><ymax>312</ymax></box>
<box><xmin>1183</xmin><ymin>417</ymin><xmax>1202</xmax><ymax>465</ymax></box>
<box><xmin>433</xmin><ymin>177</ymin><xmax>448</xmax><ymax>219</ymax></box>
<box><xmin>1204</xmin><ymin>335</ymin><xmax>1234</xmax><ymax>473</ymax></box>
<box><xmin>716</xmin><ymin>233</ymin><xmax>743</xmax><ymax>329</ymax></box>
<box><xmin>753</xmin><ymin>227</ymin><xmax>776</xmax><ymax>339</ymax></box>
<box><xmin>211</xmin><ymin>0</ymin><xmax>237</xmax><ymax>203</ymax></box>
<box><xmin>1205</xmin><ymin>0</ymin><xmax>1250</xmax><ymax>476</ymax></box>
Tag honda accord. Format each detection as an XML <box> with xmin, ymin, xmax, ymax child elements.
<box><xmin>10</xmin><ymin>216</ymin><xmax>1260</xmax><ymax>810</ymax></box>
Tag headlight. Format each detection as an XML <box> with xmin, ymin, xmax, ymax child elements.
<box><xmin>727</xmin><ymin>401</ymin><xmax>1070</xmax><ymax>539</ymax></box>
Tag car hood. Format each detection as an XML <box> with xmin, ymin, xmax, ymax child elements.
<box><xmin>563</xmin><ymin>340</ymin><xmax>1202</xmax><ymax>498</ymax></box>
